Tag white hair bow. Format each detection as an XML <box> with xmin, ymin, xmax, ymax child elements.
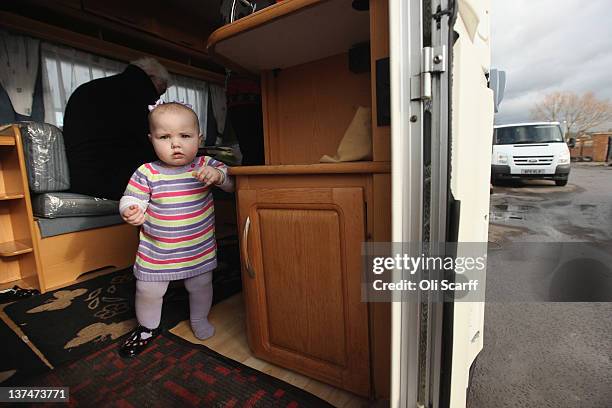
<box><xmin>147</xmin><ymin>98</ymin><xmax>193</xmax><ymax>112</ymax></box>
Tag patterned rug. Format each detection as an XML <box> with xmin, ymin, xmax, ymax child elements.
<box><xmin>26</xmin><ymin>332</ymin><xmax>334</xmax><ymax>407</ymax></box>
<box><xmin>3</xmin><ymin>237</ymin><xmax>241</xmax><ymax>367</ymax></box>
<box><xmin>0</xmin><ymin>318</ymin><xmax>50</xmax><ymax>385</ymax></box>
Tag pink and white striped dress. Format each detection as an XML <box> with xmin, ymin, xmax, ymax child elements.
<box><xmin>121</xmin><ymin>156</ymin><xmax>231</xmax><ymax>281</ymax></box>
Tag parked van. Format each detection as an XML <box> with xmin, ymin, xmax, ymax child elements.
<box><xmin>491</xmin><ymin>122</ymin><xmax>571</xmax><ymax>186</ymax></box>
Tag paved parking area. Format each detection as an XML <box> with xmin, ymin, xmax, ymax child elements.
<box><xmin>468</xmin><ymin>164</ymin><xmax>612</xmax><ymax>408</ymax></box>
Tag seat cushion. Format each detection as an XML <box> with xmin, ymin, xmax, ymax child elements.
<box><xmin>32</xmin><ymin>192</ymin><xmax>119</xmax><ymax>218</ymax></box>
<box><xmin>18</xmin><ymin>121</ymin><xmax>70</xmax><ymax>192</ymax></box>
<box><xmin>35</xmin><ymin>214</ymin><xmax>125</xmax><ymax>238</ymax></box>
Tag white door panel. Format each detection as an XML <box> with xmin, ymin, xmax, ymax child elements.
<box><xmin>449</xmin><ymin>0</ymin><xmax>493</xmax><ymax>406</ymax></box>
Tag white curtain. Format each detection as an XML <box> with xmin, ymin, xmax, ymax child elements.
<box><xmin>163</xmin><ymin>75</ymin><xmax>209</xmax><ymax>139</ymax></box>
<box><xmin>209</xmin><ymin>83</ymin><xmax>227</xmax><ymax>135</ymax></box>
<box><xmin>0</xmin><ymin>30</ymin><xmax>40</xmax><ymax>116</ymax></box>
<box><xmin>41</xmin><ymin>42</ymin><xmax>209</xmax><ymax>138</ymax></box>
<box><xmin>41</xmin><ymin>42</ymin><xmax>125</xmax><ymax>126</ymax></box>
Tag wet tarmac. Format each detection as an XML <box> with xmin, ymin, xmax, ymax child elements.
<box><xmin>488</xmin><ymin>166</ymin><xmax>612</xmax><ymax>242</ymax></box>
<box><xmin>468</xmin><ymin>164</ymin><xmax>612</xmax><ymax>407</ymax></box>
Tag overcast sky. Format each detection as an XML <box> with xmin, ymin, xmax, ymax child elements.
<box><xmin>491</xmin><ymin>0</ymin><xmax>612</xmax><ymax>128</ymax></box>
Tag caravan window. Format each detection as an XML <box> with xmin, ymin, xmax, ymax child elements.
<box><xmin>41</xmin><ymin>43</ymin><xmax>209</xmax><ymax>133</ymax></box>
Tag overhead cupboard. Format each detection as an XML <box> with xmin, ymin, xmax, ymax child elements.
<box><xmin>207</xmin><ymin>0</ymin><xmax>391</xmax><ymax>397</ymax></box>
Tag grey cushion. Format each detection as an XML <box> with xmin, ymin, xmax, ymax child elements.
<box><xmin>18</xmin><ymin>121</ymin><xmax>70</xmax><ymax>192</ymax></box>
<box><xmin>36</xmin><ymin>214</ymin><xmax>125</xmax><ymax>238</ymax></box>
<box><xmin>32</xmin><ymin>192</ymin><xmax>119</xmax><ymax>218</ymax></box>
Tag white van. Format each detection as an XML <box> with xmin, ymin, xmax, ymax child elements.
<box><xmin>491</xmin><ymin>122</ymin><xmax>571</xmax><ymax>186</ymax></box>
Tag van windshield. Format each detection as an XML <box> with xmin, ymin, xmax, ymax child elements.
<box><xmin>494</xmin><ymin>125</ymin><xmax>564</xmax><ymax>145</ymax></box>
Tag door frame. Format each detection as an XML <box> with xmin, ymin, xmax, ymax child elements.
<box><xmin>389</xmin><ymin>0</ymin><xmax>456</xmax><ymax>406</ymax></box>
<box><xmin>389</xmin><ymin>0</ymin><xmax>425</xmax><ymax>405</ymax></box>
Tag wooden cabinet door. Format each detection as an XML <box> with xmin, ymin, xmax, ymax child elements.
<box><xmin>238</xmin><ymin>187</ymin><xmax>370</xmax><ymax>396</ymax></box>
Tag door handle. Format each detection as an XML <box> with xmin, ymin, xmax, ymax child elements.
<box><xmin>242</xmin><ymin>216</ymin><xmax>255</xmax><ymax>278</ymax></box>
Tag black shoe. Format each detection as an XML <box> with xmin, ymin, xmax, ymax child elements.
<box><xmin>119</xmin><ymin>325</ymin><xmax>161</xmax><ymax>358</ymax></box>
<box><xmin>0</xmin><ymin>286</ymin><xmax>40</xmax><ymax>303</ymax></box>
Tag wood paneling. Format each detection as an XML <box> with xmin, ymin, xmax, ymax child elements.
<box><xmin>370</xmin><ymin>172</ymin><xmax>391</xmax><ymax>398</ymax></box>
<box><xmin>229</xmin><ymin>161</ymin><xmax>390</xmax><ymax>176</ymax></box>
<box><xmin>35</xmin><ymin>223</ymin><xmax>138</xmax><ymax>291</ymax></box>
<box><xmin>370</xmin><ymin>0</ymin><xmax>391</xmax><ymax>161</ymax></box>
<box><xmin>259</xmin><ymin>208</ymin><xmax>347</xmax><ymax>365</ymax></box>
<box><xmin>0</xmin><ymin>146</ymin><xmax>25</xmax><ymax>196</ymax></box>
<box><xmin>0</xmin><ymin>126</ymin><xmax>42</xmax><ymax>287</ymax></box>
<box><xmin>82</xmin><ymin>0</ymin><xmax>154</xmax><ymax>32</ymax></box>
<box><xmin>263</xmin><ymin>53</ymin><xmax>371</xmax><ymax>165</ymax></box>
<box><xmin>237</xmin><ymin>174</ymin><xmax>372</xmax><ymax>193</ymax></box>
<box><xmin>238</xmin><ymin>185</ymin><xmax>370</xmax><ymax>396</ymax></box>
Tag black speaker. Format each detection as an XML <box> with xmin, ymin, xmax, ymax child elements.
<box><xmin>376</xmin><ymin>57</ymin><xmax>390</xmax><ymax>126</ymax></box>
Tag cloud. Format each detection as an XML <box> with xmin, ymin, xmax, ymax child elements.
<box><xmin>491</xmin><ymin>0</ymin><xmax>612</xmax><ymax>128</ymax></box>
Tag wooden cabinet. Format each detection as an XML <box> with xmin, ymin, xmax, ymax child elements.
<box><xmin>0</xmin><ymin>125</ymin><xmax>42</xmax><ymax>288</ymax></box>
<box><xmin>212</xmin><ymin>0</ymin><xmax>393</xmax><ymax>398</ymax></box>
<box><xmin>237</xmin><ymin>181</ymin><xmax>370</xmax><ymax>396</ymax></box>
<box><xmin>153</xmin><ymin>4</ymin><xmax>208</xmax><ymax>52</ymax></box>
<box><xmin>82</xmin><ymin>0</ymin><xmax>155</xmax><ymax>32</ymax></box>
<box><xmin>82</xmin><ymin>0</ymin><xmax>213</xmax><ymax>52</ymax></box>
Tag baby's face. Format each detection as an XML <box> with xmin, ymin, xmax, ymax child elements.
<box><xmin>149</xmin><ymin>110</ymin><xmax>202</xmax><ymax>167</ymax></box>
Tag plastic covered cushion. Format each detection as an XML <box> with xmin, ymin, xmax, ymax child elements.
<box><xmin>32</xmin><ymin>192</ymin><xmax>119</xmax><ymax>218</ymax></box>
<box><xmin>18</xmin><ymin>121</ymin><xmax>70</xmax><ymax>192</ymax></box>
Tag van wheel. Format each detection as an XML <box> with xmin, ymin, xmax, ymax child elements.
<box><xmin>555</xmin><ymin>179</ymin><xmax>568</xmax><ymax>186</ymax></box>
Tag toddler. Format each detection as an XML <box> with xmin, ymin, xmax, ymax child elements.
<box><xmin>118</xmin><ymin>101</ymin><xmax>234</xmax><ymax>358</ymax></box>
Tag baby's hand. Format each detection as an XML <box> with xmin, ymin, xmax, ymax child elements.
<box><xmin>122</xmin><ymin>205</ymin><xmax>145</xmax><ymax>226</ymax></box>
<box><xmin>193</xmin><ymin>165</ymin><xmax>224</xmax><ymax>187</ymax></box>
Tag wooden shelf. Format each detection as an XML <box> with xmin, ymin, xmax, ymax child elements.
<box><xmin>0</xmin><ymin>240</ymin><xmax>33</xmax><ymax>257</ymax></box>
<box><xmin>0</xmin><ymin>193</ymin><xmax>25</xmax><ymax>201</ymax></box>
<box><xmin>0</xmin><ymin>135</ymin><xmax>16</xmax><ymax>146</ymax></box>
<box><xmin>206</xmin><ymin>0</ymin><xmax>370</xmax><ymax>72</ymax></box>
<box><xmin>229</xmin><ymin>162</ymin><xmax>390</xmax><ymax>176</ymax></box>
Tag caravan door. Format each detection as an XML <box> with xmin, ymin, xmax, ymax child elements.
<box><xmin>389</xmin><ymin>0</ymin><xmax>493</xmax><ymax>406</ymax></box>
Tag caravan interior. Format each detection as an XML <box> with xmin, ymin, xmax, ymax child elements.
<box><xmin>0</xmin><ymin>0</ymin><xmax>393</xmax><ymax>406</ymax></box>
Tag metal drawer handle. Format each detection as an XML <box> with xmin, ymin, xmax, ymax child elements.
<box><xmin>242</xmin><ymin>216</ymin><xmax>254</xmax><ymax>278</ymax></box>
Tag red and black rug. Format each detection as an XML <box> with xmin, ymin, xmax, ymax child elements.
<box><xmin>26</xmin><ymin>332</ymin><xmax>334</xmax><ymax>407</ymax></box>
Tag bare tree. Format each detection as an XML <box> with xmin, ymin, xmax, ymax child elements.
<box><xmin>531</xmin><ymin>91</ymin><xmax>612</xmax><ymax>137</ymax></box>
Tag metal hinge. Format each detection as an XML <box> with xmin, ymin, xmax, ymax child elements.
<box><xmin>411</xmin><ymin>46</ymin><xmax>446</xmax><ymax>101</ymax></box>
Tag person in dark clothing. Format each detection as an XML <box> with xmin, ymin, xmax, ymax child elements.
<box><xmin>62</xmin><ymin>57</ymin><xmax>169</xmax><ymax>200</ymax></box>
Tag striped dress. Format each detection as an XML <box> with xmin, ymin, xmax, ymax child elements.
<box><xmin>121</xmin><ymin>156</ymin><xmax>231</xmax><ymax>281</ymax></box>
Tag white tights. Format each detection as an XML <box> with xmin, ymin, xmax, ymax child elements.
<box><xmin>135</xmin><ymin>272</ymin><xmax>215</xmax><ymax>340</ymax></box>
